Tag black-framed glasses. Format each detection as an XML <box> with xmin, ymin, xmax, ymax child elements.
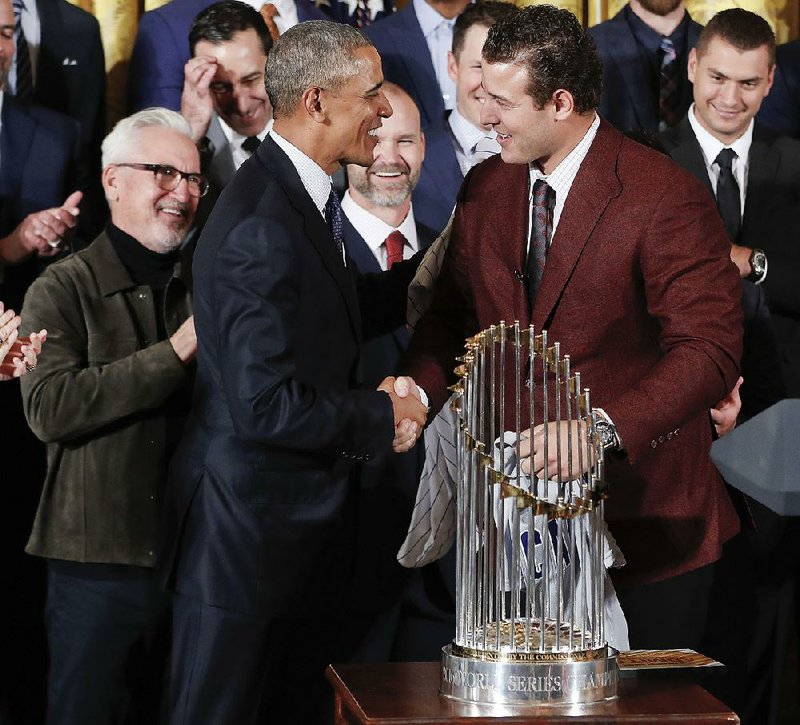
<box><xmin>115</xmin><ymin>163</ymin><xmax>209</xmax><ymax>198</ymax></box>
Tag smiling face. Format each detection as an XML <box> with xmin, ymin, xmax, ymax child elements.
<box><xmin>448</xmin><ymin>24</ymin><xmax>491</xmax><ymax>130</ymax></box>
<box><xmin>480</xmin><ymin>60</ymin><xmax>557</xmax><ymax>167</ymax></box>
<box><xmin>688</xmin><ymin>35</ymin><xmax>774</xmax><ymax>145</ymax></box>
<box><xmin>327</xmin><ymin>46</ymin><xmax>393</xmax><ymax>170</ymax></box>
<box><xmin>103</xmin><ymin>126</ymin><xmax>200</xmax><ymax>253</ymax></box>
<box><xmin>196</xmin><ymin>28</ymin><xmax>271</xmax><ymax>137</ymax></box>
<box><xmin>347</xmin><ymin>86</ymin><xmax>424</xmax><ymax>208</ymax></box>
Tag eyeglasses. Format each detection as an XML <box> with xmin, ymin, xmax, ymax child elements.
<box><xmin>115</xmin><ymin>163</ymin><xmax>209</xmax><ymax>198</ymax></box>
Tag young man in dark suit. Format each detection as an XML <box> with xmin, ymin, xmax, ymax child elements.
<box><xmin>757</xmin><ymin>38</ymin><xmax>800</xmax><ymax>139</ymax></box>
<box><xmin>590</xmin><ymin>0</ymin><xmax>701</xmax><ymax>133</ymax></box>
<box><xmin>659</xmin><ymin>11</ymin><xmax>798</xmax><ymax>721</ymax></box>
<box><xmin>162</xmin><ymin>20</ymin><xmax>427</xmax><ymax>725</ymax></box>
<box><xmin>402</xmin><ymin>3</ymin><xmax>742</xmax><ymax>655</ymax></box>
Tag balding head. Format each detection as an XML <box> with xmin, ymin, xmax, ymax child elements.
<box><xmin>347</xmin><ymin>83</ymin><xmax>425</xmax><ymax>217</ymax></box>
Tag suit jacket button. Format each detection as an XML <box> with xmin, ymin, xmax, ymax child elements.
<box><xmin>666</xmin><ymin>432</ymin><xmax>673</xmax><ymax>441</ymax></box>
<box><xmin>658</xmin><ymin>435</ymin><xmax>665</xmax><ymax>444</ymax></box>
<box><xmin>650</xmin><ymin>440</ymin><xmax>657</xmax><ymax>449</ymax></box>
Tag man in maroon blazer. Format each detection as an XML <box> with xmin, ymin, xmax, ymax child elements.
<box><xmin>402</xmin><ymin>4</ymin><xmax>743</xmax><ymax>650</ymax></box>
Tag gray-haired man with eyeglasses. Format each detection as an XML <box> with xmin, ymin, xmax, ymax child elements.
<box><xmin>18</xmin><ymin>107</ymin><xmax>202</xmax><ymax>725</ymax></box>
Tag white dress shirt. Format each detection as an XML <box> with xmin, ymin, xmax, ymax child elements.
<box><xmin>688</xmin><ymin>103</ymin><xmax>751</xmax><ymax>216</ymax></box>
<box><xmin>10</xmin><ymin>0</ymin><xmax>40</xmax><ymax>93</ymax></box>
<box><xmin>270</xmin><ymin>130</ymin><xmax>346</xmax><ymax>263</ymax></box>
<box><xmin>341</xmin><ymin>191</ymin><xmax>420</xmax><ymax>270</ymax></box>
<box><xmin>219</xmin><ymin>116</ymin><xmax>273</xmax><ymax>170</ymax></box>
<box><xmin>527</xmin><ymin>113</ymin><xmax>600</xmax><ymax>251</ymax></box>
<box><xmin>412</xmin><ymin>0</ymin><xmax>457</xmax><ymax>112</ymax></box>
<box><xmin>448</xmin><ymin>106</ymin><xmax>499</xmax><ymax>175</ymax></box>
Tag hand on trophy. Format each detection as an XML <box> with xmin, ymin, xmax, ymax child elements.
<box><xmin>710</xmin><ymin>376</ymin><xmax>743</xmax><ymax>437</ymax></box>
<box><xmin>518</xmin><ymin>420</ymin><xmax>590</xmax><ymax>480</ymax></box>
<box><xmin>378</xmin><ymin>375</ymin><xmax>427</xmax><ymax>453</ymax></box>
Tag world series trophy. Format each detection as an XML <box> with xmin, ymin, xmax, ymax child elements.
<box><xmin>439</xmin><ymin>321</ymin><xmax>619</xmax><ymax>707</ymax></box>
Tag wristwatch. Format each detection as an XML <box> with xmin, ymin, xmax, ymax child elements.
<box><xmin>747</xmin><ymin>248</ymin><xmax>768</xmax><ymax>285</ymax></box>
<box><xmin>591</xmin><ymin>408</ymin><xmax>620</xmax><ymax>451</ymax></box>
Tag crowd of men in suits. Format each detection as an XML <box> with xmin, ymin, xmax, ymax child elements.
<box><xmin>1</xmin><ymin>0</ymin><xmax>799</xmax><ymax>723</ymax></box>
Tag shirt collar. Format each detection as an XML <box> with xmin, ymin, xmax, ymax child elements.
<box><xmin>688</xmin><ymin>103</ymin><xmax>753</xmax><ymax>169</ymax></box>
<box><xmin>413</xmin><ymin>0</ymin><xmax>454</xmax><ymax>38</ymax></box>
<box><xmin>448</xmin><ymin>106</ymin><xmax>490</xmax><ymax>156</ymax></box>
<box><xmin>217</xmin><ymin>114</ymin><xmax>272</xmax><ymax>147</ymax></box>
<box><xmin>528</xmin><ymin>113</ymin><xmax>600</xmax><ymax>200</ymax></box>
<box><xmin>341</xmin><ymin>191</ymin><xmax>419</xmax><ymax>257</ymax></box>
<box><xmin>269</xmin><ymin>129</ymin><xmax>332</xmax><ymax>218</ymax></box>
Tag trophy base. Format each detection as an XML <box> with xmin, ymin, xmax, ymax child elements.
<box><xmin>440</xmin><ymin>643</ymin><xmax>618</xmax><ymax>707</ymax></box>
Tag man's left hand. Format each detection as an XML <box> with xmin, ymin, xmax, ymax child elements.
<box><xmin>518</xmin><ymin>420</ymin><xmax>591</xmax><ymax>480</ymax></box>
<box><xmin>710</xmin><ymin>376</ymin><xmax>743</xmax><ymax>437</ymax></box>
<box><xmin>730</xmin><ymin>245</ymin><xmax>752</xmax><ymax>278</ymax></box>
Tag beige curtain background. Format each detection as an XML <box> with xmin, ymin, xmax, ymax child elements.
<box><xmin>69</xmin><ymin>0</ymin><xmax>798</xmax><ymax>130</ymax></box>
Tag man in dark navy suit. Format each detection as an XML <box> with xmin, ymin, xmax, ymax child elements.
<box><xmin>341</xmin><ymin>82</ymin><xmax>454</xmax><ymax>662</ymax></box>
<box><xmin>590</xmin><ymin>0</ymin><xmax>701</xmax><ymax>133</ymax></box>
<box><xmin>659</xmin><ymin>11</ymin><xmax>797</xmax><ymax>721</ymax></box>
<box><xmin>366</xmin><ymin>0</ymin><xmax>469</xmax><ymax>132</ymax></box>
<box><xmin>162</xmin><ymin>21</ymin><xmax>427</xmax><ymax>725</ymax></box>
<box><xmin>758</xmin><ymin>39</ymin><xmax>800</xmax><ymax>140</ymax></box>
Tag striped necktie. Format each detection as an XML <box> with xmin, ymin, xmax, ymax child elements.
<box><xmin>12</xmin><ymin>0</ymin><xmax>34</xmax><ymax>102</ymax></box>
<box><xmin>658</xmin><ymin>37</ymin><xmax>680</xmax><ymax>130</ymax></box>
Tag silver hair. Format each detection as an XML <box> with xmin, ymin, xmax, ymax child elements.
<box><xmin>101</xmin><ymin>108</ymin><xmax>193</xmax><ymax>169</ymax></box>
<box><xmin>265</xmin><ymin>20</ymin><xmax>373</xmax><ymax>118</ymax></box>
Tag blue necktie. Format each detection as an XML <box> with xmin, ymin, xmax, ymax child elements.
<box><xmin>12</xmin><ymin>0</ymin><xmax>34</xmax><ymax>103</ymax></box>
<box><xmin>659</xmin><ymin>37</ymin><xmax>680</xmax><ymax>130</ymax></box>
<box><xmin>325</xmin><ymin>187</ymin><xmax>344</xmax><ymax>259</ymax></box>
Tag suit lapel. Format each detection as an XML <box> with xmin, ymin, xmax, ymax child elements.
<box><xmin>603</xmin><ymin>12</ymin><xmax>653</xmax><ymax>131</ymax></box>
<box><xmin>533</xmin><ymin>122</ymin><xmax>623</xmax><ymax>330</ymax></box>
<box><xmin>258</xmin><ymin>137</ymin><xmax>362</xmax><ymax>339</ymax></box>
<box><xmin>207</xmin><ymin>116</ymin><xmax>236</xmax><ymax>190</ymax></box>
<box><xmin>665</xmin><ymin>117</ymin><xmax>713</xmax><ymax>195</ymax></box>
<box><xmin>390</xmin><ymin>7</ymin><xmax>443</xmax><ymax>127</ymax></box>
<box><xmin>743</xmin><ymin>127</ymin><xmax>780</xmax><ymax>236</ymax></box>
<box><xmin>342</xmin><ymin>216</ymin><xmax>382</xmax><ymax>274</ymax></box>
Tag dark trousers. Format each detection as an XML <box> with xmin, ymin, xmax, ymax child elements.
<box><xmin>613</xmin><ymin>562</ymin><xmax>715</xmax><ymax>650</ymax></box>
<box><xmin>170</xmin><ymin>591</ymin><xmax>360</xmax><ymax>725</ymax></box>
<box><xmin>45</xmin><ymin>560</ymin><xmax>169</xmax><ymax>725</ymax></box>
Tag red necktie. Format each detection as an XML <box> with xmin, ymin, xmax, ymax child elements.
<box><xmin>384</xmin><ymin>230</ymin><xmax>406</xmax><ymax>269</ymax></box>
<box><xmin>260</xmin><ymin>3</ymin><xmax>280</xmax><ymax>43</ymax></box>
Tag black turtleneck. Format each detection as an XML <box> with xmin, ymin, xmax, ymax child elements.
<box><xmin>106</xmin><ymin>223</ymin><xmax>179</xmax><ymax>342</ymax></box>
<box><xmin>106</xmin><ymin>222</ymin><xmax>178</xmax><ymax>291</ymax></box>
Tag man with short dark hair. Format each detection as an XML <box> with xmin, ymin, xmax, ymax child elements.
<box><xmin>659</xmin><ymin>11</ymin><xmax>799</xmax><ymax>720</ymax></box>
<box><xmin>181</xmin><ymin>0</ymin><xmax>274</xmax><ymax>224</ymax></box>
<box><xmin>162</xmin><ymin>20</ymin><xmax>427</xmax><ymax>725</ymax></box>
<box><xmin>590</xmin><ymin>0</ymin><xmax>701</xmax><ymax>133</ymax></box>
<box><xmin>19</xmin><ymin>108</ymin><xmax>201</xmax><ymax>725</ymax></box>
<box><xmin>402</xmin><ymin>4</ymin><xmax>743</xmax><ymax>656</ymax></box>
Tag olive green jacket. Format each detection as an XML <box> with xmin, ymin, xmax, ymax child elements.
<box><xmin>20</xmin><ymin>231</ymin><xmax>193</xmax><ymax>567</ymax></box>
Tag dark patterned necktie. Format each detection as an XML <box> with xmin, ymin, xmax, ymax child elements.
<box><xmin>12</xmin><ymin>0</ymin><xmax>33</xmax><ymax>103</ymax></box>
<box><xmin>659</xmin><ymin>37</ymin><xmax>680</xmax><ymax>130</ymax></box>
<box><xmin>526</xmin><ymin>179</ymin><xmax>555</xmax><ymax>307</ymax></box>
<box><xmin>715</xmin><ymin>148</ymin><xmax>741</xmax><ymax>242</ymax></box>
<box><xmin>384</xmin><ymin>230</ymin><xmax>405</xmax><ymax>269</ymax></box>
<box><xmin>242</xmin><ymin>136</ymin><xmax>261</xmax><ymax>155</ymax></box>
<box><xmin>325</xmin><ymin>187</ymin><xmax>345</xmax><ymax>259</ymax></box>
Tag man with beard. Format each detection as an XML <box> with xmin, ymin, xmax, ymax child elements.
<box><xmin>19</xmin><ymin>108</ymin><xmax>201</xmax><ymax>724</ymax></box>
<box><xmin>341</xmin><ymin>82</ymin><xmax>453</xmax><ymax>662</ymax></box>
<box><xmin>589</xmin><ymin>0</ymin><xmax>702</xmax><ymax>133</ymax></box>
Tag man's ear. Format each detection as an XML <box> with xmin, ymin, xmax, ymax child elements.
<box><xmin>101</xmin><ymin>165</ymin><xmax>119</xmax><ymax>203</ymax></box>
<box><xmin>447</xmin><ymin>50</ymin><xmax>458</xmax><ymax>84</ymax></box>
<box><xmin>552</xmin><ymin>88</ymin><xmax>575</xmax><ymax>121</ymax></box>
<box><xmin>687</xmin><ymin>47</ymin><xmax>698</xmax><ymax>84</ymax></box>
<box><xmin>301</xmin><ymin>86</ymin><xmax>326</xmax><ymax>122</ymax></box>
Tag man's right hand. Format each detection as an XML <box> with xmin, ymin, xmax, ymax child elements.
<box><xmin>169</xmin><ymin>315</ymin><xmax>197</xmax><ymax>363</ymax></box>
<box><xmin>378</xmin><ymin>376</ymin><xmax>428</xmax><ymax>453</ymax></box>
<box><xmin>181</xmin><ymin>55</ymin><xmax>218</xmax><ymax>144</ymax></box>
<box><xmin>0</xmin><ymin>190</ymin><xmax>82</xmax><ymax>266</ymax></box>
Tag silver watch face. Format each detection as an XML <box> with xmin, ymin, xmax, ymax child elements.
<box><xmin>751</xmin><ymin>250</ymin><xmax>767</xmax><ymax>276</ymax></box>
